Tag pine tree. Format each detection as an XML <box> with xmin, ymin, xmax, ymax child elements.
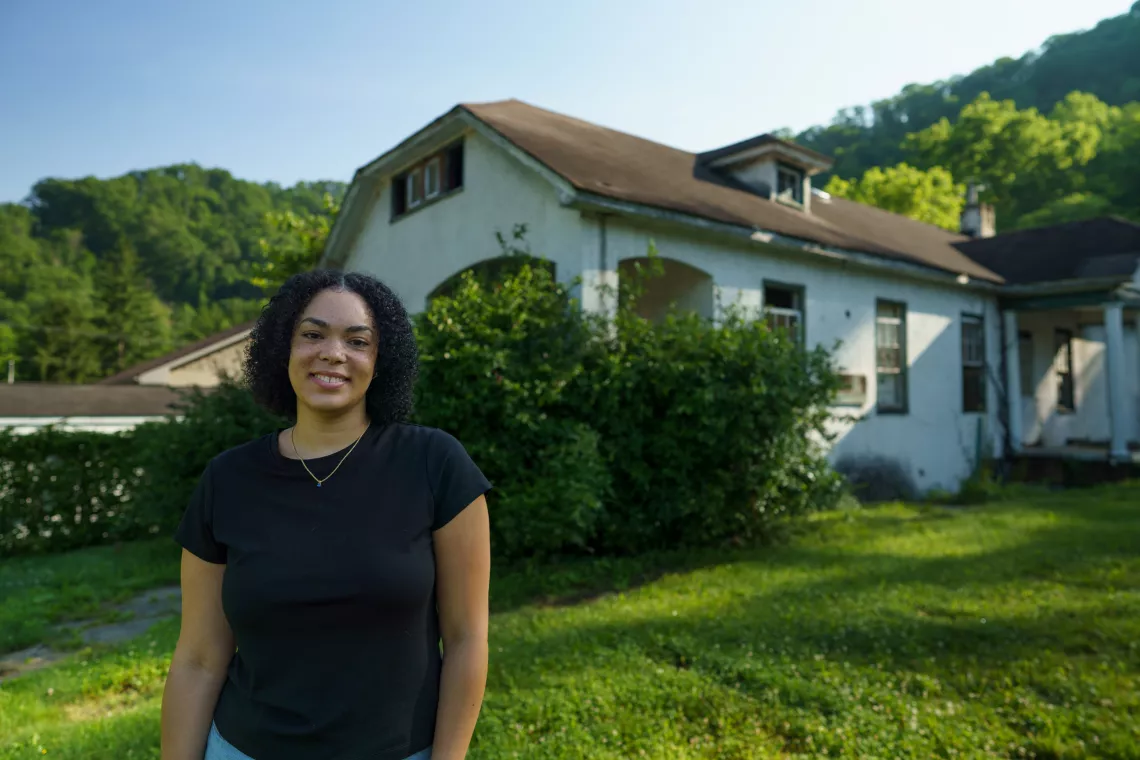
<box><xmin>94</xmin><ymin>240</ymin><xmax>173</xmax><ymax>375</ymax></box>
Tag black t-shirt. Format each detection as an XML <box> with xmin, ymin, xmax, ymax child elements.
<box><xmin>174</xmin><ymin>422</ymin><xmax>492</xmax><ymax>760</ymax></box>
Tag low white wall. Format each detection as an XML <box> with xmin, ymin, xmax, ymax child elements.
<box><xmin>0</xmin><ymin>416</ymin><xmax>168</xmax><ymax>435</ymax></box>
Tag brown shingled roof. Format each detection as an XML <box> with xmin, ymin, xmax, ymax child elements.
<box><xmin>953</xmin><ymin>217</ymin><xmax>1140</xmax><ymax>286</ymax></box>
<box><xmin>460</xmin><ymin>99</ymin><xmax>1003</xmax><ymax>283</ymax></box>
<box><xmin>98</xmin><ymin>320</ymin><xmax>254</xmax><ymax>385</ymax></box>
<box><xmin>0</xmin><ymin>384</ymin><xmax>182</xmax><ymax>418</ymax></box>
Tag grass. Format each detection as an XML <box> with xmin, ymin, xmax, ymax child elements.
<box><xmin>1</xmin><ymin>484</ymin><xmax>1138</xmax><ymax>758</ymax></box>
<box><xmin>0</xmin><ymin>540</ymin><xmax>179</xmax><ymax>654</ymax></box>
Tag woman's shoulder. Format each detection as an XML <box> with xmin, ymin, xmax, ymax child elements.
<box><xmin>388</xmin><ymin>422</ymin><xmax>460</xmax><ymax>447</ymax></box>
<box><xmin>387</xmin><ymin>423</ymin><xmax>474</xmax><ymax>459</ymax></box>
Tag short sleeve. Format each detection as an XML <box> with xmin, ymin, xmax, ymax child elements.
<box><xmin>173</xmin><ymin>461</ymin><xmax>227</xmax><ymax>564</ymax></box>
<box><xmin>428</xmin><ymin>430</ymin><xmax>492</xmax><ymax>531</ymax></box>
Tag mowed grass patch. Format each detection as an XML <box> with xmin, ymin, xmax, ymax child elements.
<box><xmin>1</xmin><ymin>484</ymin><xmax>1137</xmax><ymax>758</ymax></box>
<box><xmin>0</xmin><ymin>539</ymin><xmax>179</xmax><ymax>655</ymax></box>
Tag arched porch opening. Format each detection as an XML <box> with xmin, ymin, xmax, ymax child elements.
<box><xmin>426</xmin><ymin>255</ymin><xmax>556</xmax><ymax>305</ymax></box>
<box><xmin>618</xmin><ymin>257</ymin><xmax>715</xmax><ymax>322</ymax></box>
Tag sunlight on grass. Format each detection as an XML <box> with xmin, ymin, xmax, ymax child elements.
<box><xmin>1</xmin><ymin>484</ymin><xmax>1137</xmax><ymax>758</ymax></box>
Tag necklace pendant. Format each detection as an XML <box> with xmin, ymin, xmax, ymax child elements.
<box><xmin>316</xmin><ymin>482</ymin><xmax>322</xmax><ymax>488</ymax></box>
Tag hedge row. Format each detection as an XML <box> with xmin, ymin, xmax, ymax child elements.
<box><xmin>0</xmin><ymin>251</ymin><xmax>845</xmax><ymax>559</ymax></box>
<box><xmin>0</xmin><ymin>428</ymin><xmax>144</xmax><ymax>554</ymax></box>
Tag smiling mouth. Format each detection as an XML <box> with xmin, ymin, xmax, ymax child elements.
<box><xmin>311</xmin><ymin>373</ymin><xmax>348</xmax><ymax>387</ymax></box>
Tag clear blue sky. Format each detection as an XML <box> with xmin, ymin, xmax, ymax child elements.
<box><xmin>0</xmin><ymin>0</ymin><xmax>1133</xmax><ymax>203</ymax></box>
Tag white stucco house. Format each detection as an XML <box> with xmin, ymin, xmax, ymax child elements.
<box><xmin>320</xmin><ymin>98</ymin><xmax>1140</xmax><ymax>496</ymax></box>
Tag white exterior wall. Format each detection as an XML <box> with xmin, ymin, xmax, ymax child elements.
<box><xmin>342</xmin><ymin>140</ymin><xmax>1007</xmax><ymax>494</ymax></box>
<box><xmin>595</xmin><ymin>219</ymin><xmax>1004</xmax><ymax>494</ymax></box>
<box><xmin>343</xmin><ymin>130</ymin><xmax>583</xmax><ymax>312</ymax></box>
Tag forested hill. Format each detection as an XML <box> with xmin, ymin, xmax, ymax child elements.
<box><xmin>0</xmin><ymin>165</ymin><xmax>346</xmax><ymax>384</ymax></box>
<box><xmin>796</xmin><ymin>2</ymin><xmax>1140</xmax><ymax>181</ymax></box>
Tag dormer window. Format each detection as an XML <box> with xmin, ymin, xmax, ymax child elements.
<box><xmin>776</xmin><ymin>164</ymin><xmax>804</xmax><ymax>205</ymax></box>
<box><xmin>424</xmin><ymin>157</ymin><xmax>441</xmax><ymax>199</ymax></box>
<box><xmin>406</xmin><ymin>170</ymin><xmax>423</xmax><ymax>209</ymax></box>
<box><xmin>392</xmin><ymin>140</ymin><xmax>465</xmax><ymax>220</ymax></box>
<box><xmin>696</xmin><ymin>133</ymin><xmax>831</xmax><ymax>214</ymax></box>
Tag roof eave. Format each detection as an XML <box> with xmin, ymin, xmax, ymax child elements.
<box><xmin>705</xmin><ymin>143</ymin><xmax>833</xmax><ymax>176</ymax></box>
<box><xmin>1000</xmin><ymin>276</ymin><xmax>1137</xmax><ymax>297</ymax></box>
<box><xmin>568</xmin><ymin>191</ymin><xmax>1003</xmax><ymax>292</ymax></box>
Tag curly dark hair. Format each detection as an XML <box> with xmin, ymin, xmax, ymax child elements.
<box><xmin>243</xmin><ymin>269</ymin><xmax>419</xmax><ymax>423</ymax></box>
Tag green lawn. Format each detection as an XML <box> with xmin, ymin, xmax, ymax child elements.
<box><xmin>0</xmin><ymin>539</ymin><xmax>179</xmax><ymax>654</ymax></box>
<box><xmin>1</xmin><ymin>484</ymin><xmax>1137</xmax><ymax>758</ymax></box>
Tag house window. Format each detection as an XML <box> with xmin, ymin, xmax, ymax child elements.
<box><xmin>875</xmin><ymin>300</ymin><xmax>907</xmax><ymax>413</ymax></box>
<box><xmin>391</xmin><ymin>140</ymin><xmax>465</xmax><ymax>221</ymax></box>
<box><xmin>763</xmin><ymin>282</ymin><xmax>804</xmax><ymax>345</ymax></box>
<box><xmin>835</xmin><ymin>373</ymin><xmax>868</xmax><ymax>406</ymax></box>
<box><xmin>961</xmin><ymin>314</ymin><xmax>986</xmax><ymax>412</ymax></box>
<box><xmin>424</xmin><ymin>158</ymin><xmax>441</xmax><ymax>199</ymax></box>
<box><xmin>406</xmin><ymin>169</ymin><xmax>423</xmax><ymax>209</ymax></box>
<box><xmin>776</xmin><ymin>164</ymin><xmax>804</xmax><ymax>204</ymax></box>
<box><xmin>1018</xmin><ymin>331</ymin><xmax>1034</xmax><ymax>398</ymax></box>
<box><xmin>1054</xmin><ymin>328</ymin><xmax>1075</xmax><ymax>413</ymax></box>
<box><xmin>446</xmin><ymin>142</ymin><xmax>464</xmax><ymax>189</ymax></box>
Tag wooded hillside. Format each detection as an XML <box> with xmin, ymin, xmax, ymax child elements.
<box><xmin>798</xmin><ymin>3</ymin><xmax>1140</xmax><ymax>181</ymax></box>
<box><xmin>0</xmin><ymin>166</ymin><xmax>344</xmax><ymax>383</ymax></box>
<box><xmin>805</xmin><ymin>3</ymin><xmax>1140</xmax><ymax>232</ymax></box>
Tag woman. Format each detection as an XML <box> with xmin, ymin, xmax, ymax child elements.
<box><xmin>160</xmin><ymin>270</ymin><xmax>492</xmax><ymax>760</ymax></box>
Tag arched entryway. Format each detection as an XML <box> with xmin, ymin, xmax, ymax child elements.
<box><xmin>618</xmin><ymin>257</ymin><xmax>715</xmax><ymax>322</ymax></box>
<box><xmin>426</xmin><ymin>255</ymin><xmax>557</xmax><ymax>305</ymax></box>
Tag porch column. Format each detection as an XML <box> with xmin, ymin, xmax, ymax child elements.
<box><xmin>1002</xmin><ymin>311</ymin><xmax>1024</xmax><ymax>454</ymax></box>
<box><xmin>578</xmin><ymin>215</ymin><xmax>618</xmax><ymax>320</ymax></box>
<box><xmin>1104</xmin><ymin>302</ymin><xmax>1129</xmax><ymax>462</ymax></box>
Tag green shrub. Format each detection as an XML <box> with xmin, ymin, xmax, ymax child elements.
<box><xmin>573</xmin><ymin>282</ymin><xmax>844</xmax><ymax>554</ymax></box>
<box><xmin>413</xmin><ymin>259</ymin><xmax>609</xmax><ymax>559</ymax></box>
<box><xmin>415</xmin><ymin>242</ymin><xmax>844</xmax><ymax>559</ymax></box>
<box><xmin>132</xmin><ymin>379</ymin><xmax>287</xmax><ymax>533</ymax></box>
<box><xmin>0</xmin><ymin>427</ymin><xmax>143</xmax><ymax>556</ymax></box>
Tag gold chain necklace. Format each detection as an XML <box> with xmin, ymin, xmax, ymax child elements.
<box><xmin>290</xmin><ymin>424</ymin><xmax>368</xmax><ymax>488</ymax></box>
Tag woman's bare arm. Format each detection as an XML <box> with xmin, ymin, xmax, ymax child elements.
<box><xmin>431</xmin><ymin>495</ymin><xmax>491</xmax><ymax>759</ymax></box>
<box><xmin>161</xmin><ymin>550</ymin><xmax>235</xmax><ymax>760</ymax></box>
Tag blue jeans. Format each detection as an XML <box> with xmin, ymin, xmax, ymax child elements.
<box><xmin>205</xmin><ymin>721</ymin><xmax>433</xmax><ymax>759</ymax></box>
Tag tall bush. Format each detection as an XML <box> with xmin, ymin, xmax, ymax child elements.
<box><xmin>572</xmin><ymin>261</ymin><xmax>844</xmax><ymax>554</ymax></box>
<box><xmin>413</xmin><ymin>255</ymin><xmax>610</xmax><ymax>559</ymax></box>
<box><xmin>414</xmin><ymin>241</ymin><xmax>844</xmax><ymax>560</ymax></box>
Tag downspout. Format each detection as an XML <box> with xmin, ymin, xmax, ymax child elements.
<box><xmin>599</xmin><ymin>214</ymin><xmax>608</xmax><ymax>272</ymax></box>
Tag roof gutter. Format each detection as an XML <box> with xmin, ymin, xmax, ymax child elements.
<box><xmin>999</xmin><ymin>276</ymin><xmax>1134</xmax><ymax>297</ymax></box>
<box><xmin>569</xmin><ymin>190</ymin><xmax>1004</xmax><ymax>293</ymax></box>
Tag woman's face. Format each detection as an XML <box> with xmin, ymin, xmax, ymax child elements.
<box><xmin>288</xmin><ymin>288</ymin><xmax>378</xmax><ymax>418</ymax></box>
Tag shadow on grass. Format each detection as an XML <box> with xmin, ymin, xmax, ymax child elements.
<box><xmin>488</xmin><ymin>544</ymin><xmax>749</xmax><ymax>614</ymax></box>
<box><xmin>488</xmin><ymin>496</ymin><xmax>1140</xmax><ymax>686</ymax></box>
<box><xmin>491</xmin><ymin>491</ymin><xmax>1137</xmax><ymax>617</ymax></box>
